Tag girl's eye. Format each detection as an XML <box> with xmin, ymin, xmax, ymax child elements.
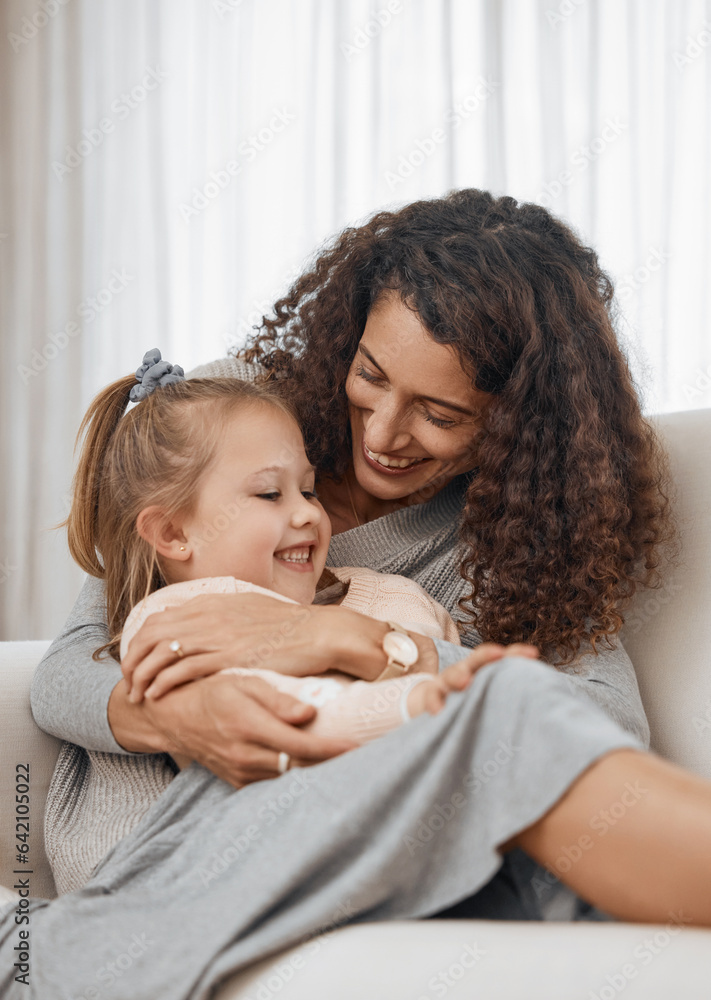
<box><xmin>302</xmin><ymin>490</ymin><xmax>319</xmax><ymax>500</ymax></box>
<box><xmin>355</xmin><ymin>363</ymin><xmax>383</xmax><ymax>385</ymax></box>
<box><xmin>257</xmin><ymin>492</ymin><xmax>281</xmax><ymax>501</ymax></box>
<box><xmin>425</xmin><ymin>412</ymin><xmax>456</xmax><ymax>429</ymax></box>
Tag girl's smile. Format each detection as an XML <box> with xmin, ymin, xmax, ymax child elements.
<box><xmin>273</xmin><ymin>542</ymin><xmax>318</xmax><ymax>572</ymax></box>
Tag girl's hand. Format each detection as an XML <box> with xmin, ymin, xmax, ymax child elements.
<box><xmin>407</xmin><ymin>642</ymin><xmax>539</xmax><ymax>717</ymax></box>
<box><xmin>121</xmin><ymin>592</ymin><xmax>428</xmax><ymax>702</ymax></box>
<box><xmin>108</xmin><ymin>671</ymin><xmax>358</xmax><ymax>788</ymax></box>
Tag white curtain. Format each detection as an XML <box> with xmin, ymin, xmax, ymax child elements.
<box><xmin>1</xmin><ymin>0</ymin><xmax>710</xmax><ymax>640</ymax></box>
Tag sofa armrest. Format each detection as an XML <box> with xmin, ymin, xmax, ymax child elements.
<box><xmin>0</xmin><ymin>641</ymin><xmax>60</xmax><ymax>899</ymax></box>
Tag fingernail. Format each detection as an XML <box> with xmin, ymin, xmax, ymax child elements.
<box><xmin>144</xmin><ymin>688</ymin><xmax>154</xmax><ymax>699</ymax></box>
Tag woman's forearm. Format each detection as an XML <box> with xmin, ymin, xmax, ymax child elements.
<box><xmin>107</xmin><ymin>679</ymin><xmax>169</xmax><ymax>753</ymax></box>
<box><xmin>314</xmin><ymin>605</ymin><xmax>439</xmax><ymax>680</ymax></box>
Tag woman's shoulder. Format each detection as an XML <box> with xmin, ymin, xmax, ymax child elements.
<box><xmin>186</xmin><ymin>356</ymin><xmax>264</xmax><ymax>381</ymax></box>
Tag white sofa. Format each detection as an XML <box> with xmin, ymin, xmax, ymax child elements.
<box><xmin>2</xmin><ymin>408</ymin><xmax>711</xmax><ymax>999</ymax></box>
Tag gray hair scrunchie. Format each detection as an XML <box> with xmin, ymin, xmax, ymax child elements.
<box><xmin>129</xmin><ymin>348</ymin><xmax>186</xmax><ymax>402</ymax></box>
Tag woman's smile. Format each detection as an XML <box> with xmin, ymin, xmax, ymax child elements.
<box><xmin>362</xmin><ymin>438</ymin><xmax>431</xmax><ymax>475</ymax></box>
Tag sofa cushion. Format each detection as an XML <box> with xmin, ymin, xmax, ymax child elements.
<box><xmin>215</xmin><ymin>918</ymin><xmax>711</xmax><ymax>999</ymax></box>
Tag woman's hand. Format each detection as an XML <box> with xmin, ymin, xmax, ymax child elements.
<box><xmin>121</xmin><ymin>592</ymin><xmax>422</xmax><ymax>703</ymax></box>
<box><xmin>108</xmin><ymin>670</ymin><xmax>359</xmax><ymax>788</ymax></box>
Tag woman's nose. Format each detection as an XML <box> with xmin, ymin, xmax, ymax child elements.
<box><xmin>363</xmin><ymin>400</ymin><xmax>412</xmax><ymax>454</ymax></box>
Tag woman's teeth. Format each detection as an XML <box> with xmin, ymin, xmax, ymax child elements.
<box><xmin>365</xmin><ymin>445</ymin><xmax>425</xmax><ymax>469</ymax></box>
<box><xmin>275</xmin><ymin>548</ymin><xmax>311</xmax><ymax>563</ymax></box>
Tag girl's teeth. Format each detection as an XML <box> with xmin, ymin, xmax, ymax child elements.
<box><xmin>276</xmin><ymin>549</ymin><xmax>310</xmax><ymax>563</ymax></box>
<box><xmin>366</xmin><ymin>446</ymin><xmax>423</xmax><ymax>469</ymax></box>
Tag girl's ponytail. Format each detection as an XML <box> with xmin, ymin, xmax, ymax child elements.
<box><xmin>62</xmin><ymin>375</ymin><xmax>136</xmax><ymax>578</ymax></box>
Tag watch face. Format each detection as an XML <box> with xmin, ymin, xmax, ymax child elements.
<box><xmin>383</xmin><ymin>630</ymin><xmax>419</xmax><ymax>668</ymax></box>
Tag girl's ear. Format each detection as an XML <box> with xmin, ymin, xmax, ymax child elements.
<box><xmin>136</xmin><ymin>506</ymin><xmax>189</xmax><ymax>561</ymax></box>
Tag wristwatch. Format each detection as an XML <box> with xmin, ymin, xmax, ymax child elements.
<box><xmin>377</xmin><ymin>620</ymin><xmax>419</xmax><ymax>681</ymax></box>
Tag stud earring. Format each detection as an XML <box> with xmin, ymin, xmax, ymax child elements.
<box><xmin>179</xmin><ymin>546</ymin><xmax>186</xmax><ymax>551</ymax></box>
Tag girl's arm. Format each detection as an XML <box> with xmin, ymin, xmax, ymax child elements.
<box><xmin>220</xmin><ymin>668</ymin><xmax>439</xmax><ymax>744</ymax></box>
<box><xmin>221</xmin><ymin>641</ymin><xmax>538</xmax><ymax>746</ymax></box>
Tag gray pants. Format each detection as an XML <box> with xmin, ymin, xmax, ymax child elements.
<box><xmin>0</xmin><ymin>658</ymin><xmax>642</xmax><ymax>1000</ymax></box>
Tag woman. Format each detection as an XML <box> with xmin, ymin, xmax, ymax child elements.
<box><xmin>14</xmin><ymin>190</ymin><xmax>711</xmax><ymax>997</ymax></box>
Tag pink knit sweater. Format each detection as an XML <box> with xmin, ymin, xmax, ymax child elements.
<box><xmin>120</xmin><ymin>566</ymin><xmax>461</xmax><ymax>744</ymax></box>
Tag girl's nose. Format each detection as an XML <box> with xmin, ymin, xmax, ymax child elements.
<box><xmin>290</xmin><ymin>492</ymin><xmax>322</xmax><ymax>528</ymax></box>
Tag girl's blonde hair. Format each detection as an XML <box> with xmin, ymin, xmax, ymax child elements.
<box><xmin>60</xmin><ymin>374</ymin><xmax>295</xmax><ymax>662</ymax></box>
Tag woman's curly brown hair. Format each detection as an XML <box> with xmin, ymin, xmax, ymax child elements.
<box><xmin>240</xmin><ymin>188</ymin><xmax>676</xmax><ymax>665</ymax></box>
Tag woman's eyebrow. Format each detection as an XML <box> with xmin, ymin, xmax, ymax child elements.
<box><xmin>359</xmin><ymin>344</ymin><xmax>387</xmax><ymax>374</ymax></box>
<box><xmin>358</xmin><ymin>344</ymin><xmax>476</xmax><ymax>417</ymax></box>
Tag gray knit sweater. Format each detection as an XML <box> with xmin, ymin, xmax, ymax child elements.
<box><xmin>33</xmin><ymin>356</ymin><xmax>650</xmax><ymax>894</ymax></box>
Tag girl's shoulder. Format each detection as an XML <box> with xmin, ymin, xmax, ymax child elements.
<box><xmin>329</xmin><ymin>566</ymin><xmax>458</xmax><ymax>641</ymax></box>
<box><xmin>329</xmin><ymin>565</ymin><xmax>442</xmax><ymax>610</ymax></box>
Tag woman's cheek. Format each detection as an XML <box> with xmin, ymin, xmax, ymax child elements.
<box><xmin>345</xmin><ymin>374</ymin><xmax>373</xmax><ymax>412</ymax></box>
<box><xmin>427</xmin><ymin>429</ymin><xmax>477</xmax><ymax>469</ymax></box>
<box><xmin>451</xmin><ymin>433</ymin><xmax>479</xmax><ymax>471</ymax></box>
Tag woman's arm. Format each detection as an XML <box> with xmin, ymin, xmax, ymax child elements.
<box><xmin>31</xmin><ymin>575</ymin><xmax>128</xmax><ymax>752</ymax></box>
<box><xmin>106</xmin><ymin>671</ymin><xmax>360</xmax><ymax>785</ymax></box>
<box><xmin>553</xmin><ymin>638</ymin><xmax>651</xmax><ymax>748</ymax></box>
<box><xmin>120</xmin><ymin>593</ymin><xmax>440</xmax><ymax>701</ymax></box>
<box><xmin>433</xmin><ymin>632</ymin><xmax>650</xmax><ymax>748</ymax></box>
<box><xmin>30</xmin><ymin>577</ymin><xmax>361</xmax><ymax>785</ymax></box>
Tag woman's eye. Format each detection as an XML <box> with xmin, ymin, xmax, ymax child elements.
<box><xmin>302</xmin><ymin>490</ymin><xmax>319</xmax><ymax>500</ymax></box>
<box><xmin>355</xmin><ymin>360</ymin><xmax>455</xmax><ymax>428</ymax></box>
<box><xmin>257</xmin><ymin>492</ymin><xmax>281</xmax><ymax>501</ymax></box>
<box><xmin>355</xmin><ymin>363</ymin><xmax>383</xmax><ymax>385</ymax></box>
<box><xmin>425</xmin><ymin>412</ymin><xmax>456</xmax><ymax>429</ymax></box>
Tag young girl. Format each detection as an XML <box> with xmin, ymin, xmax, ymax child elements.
<box><xmin>43</xmin><ymin>348</ymin><xmax>533</xmax><ymax>894</ymax></box>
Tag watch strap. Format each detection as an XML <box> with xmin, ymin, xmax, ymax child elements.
<box><xmin>374</xmin><ymin>661</ymin><xmax>411</xmax><ymax>682</ymax></box>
